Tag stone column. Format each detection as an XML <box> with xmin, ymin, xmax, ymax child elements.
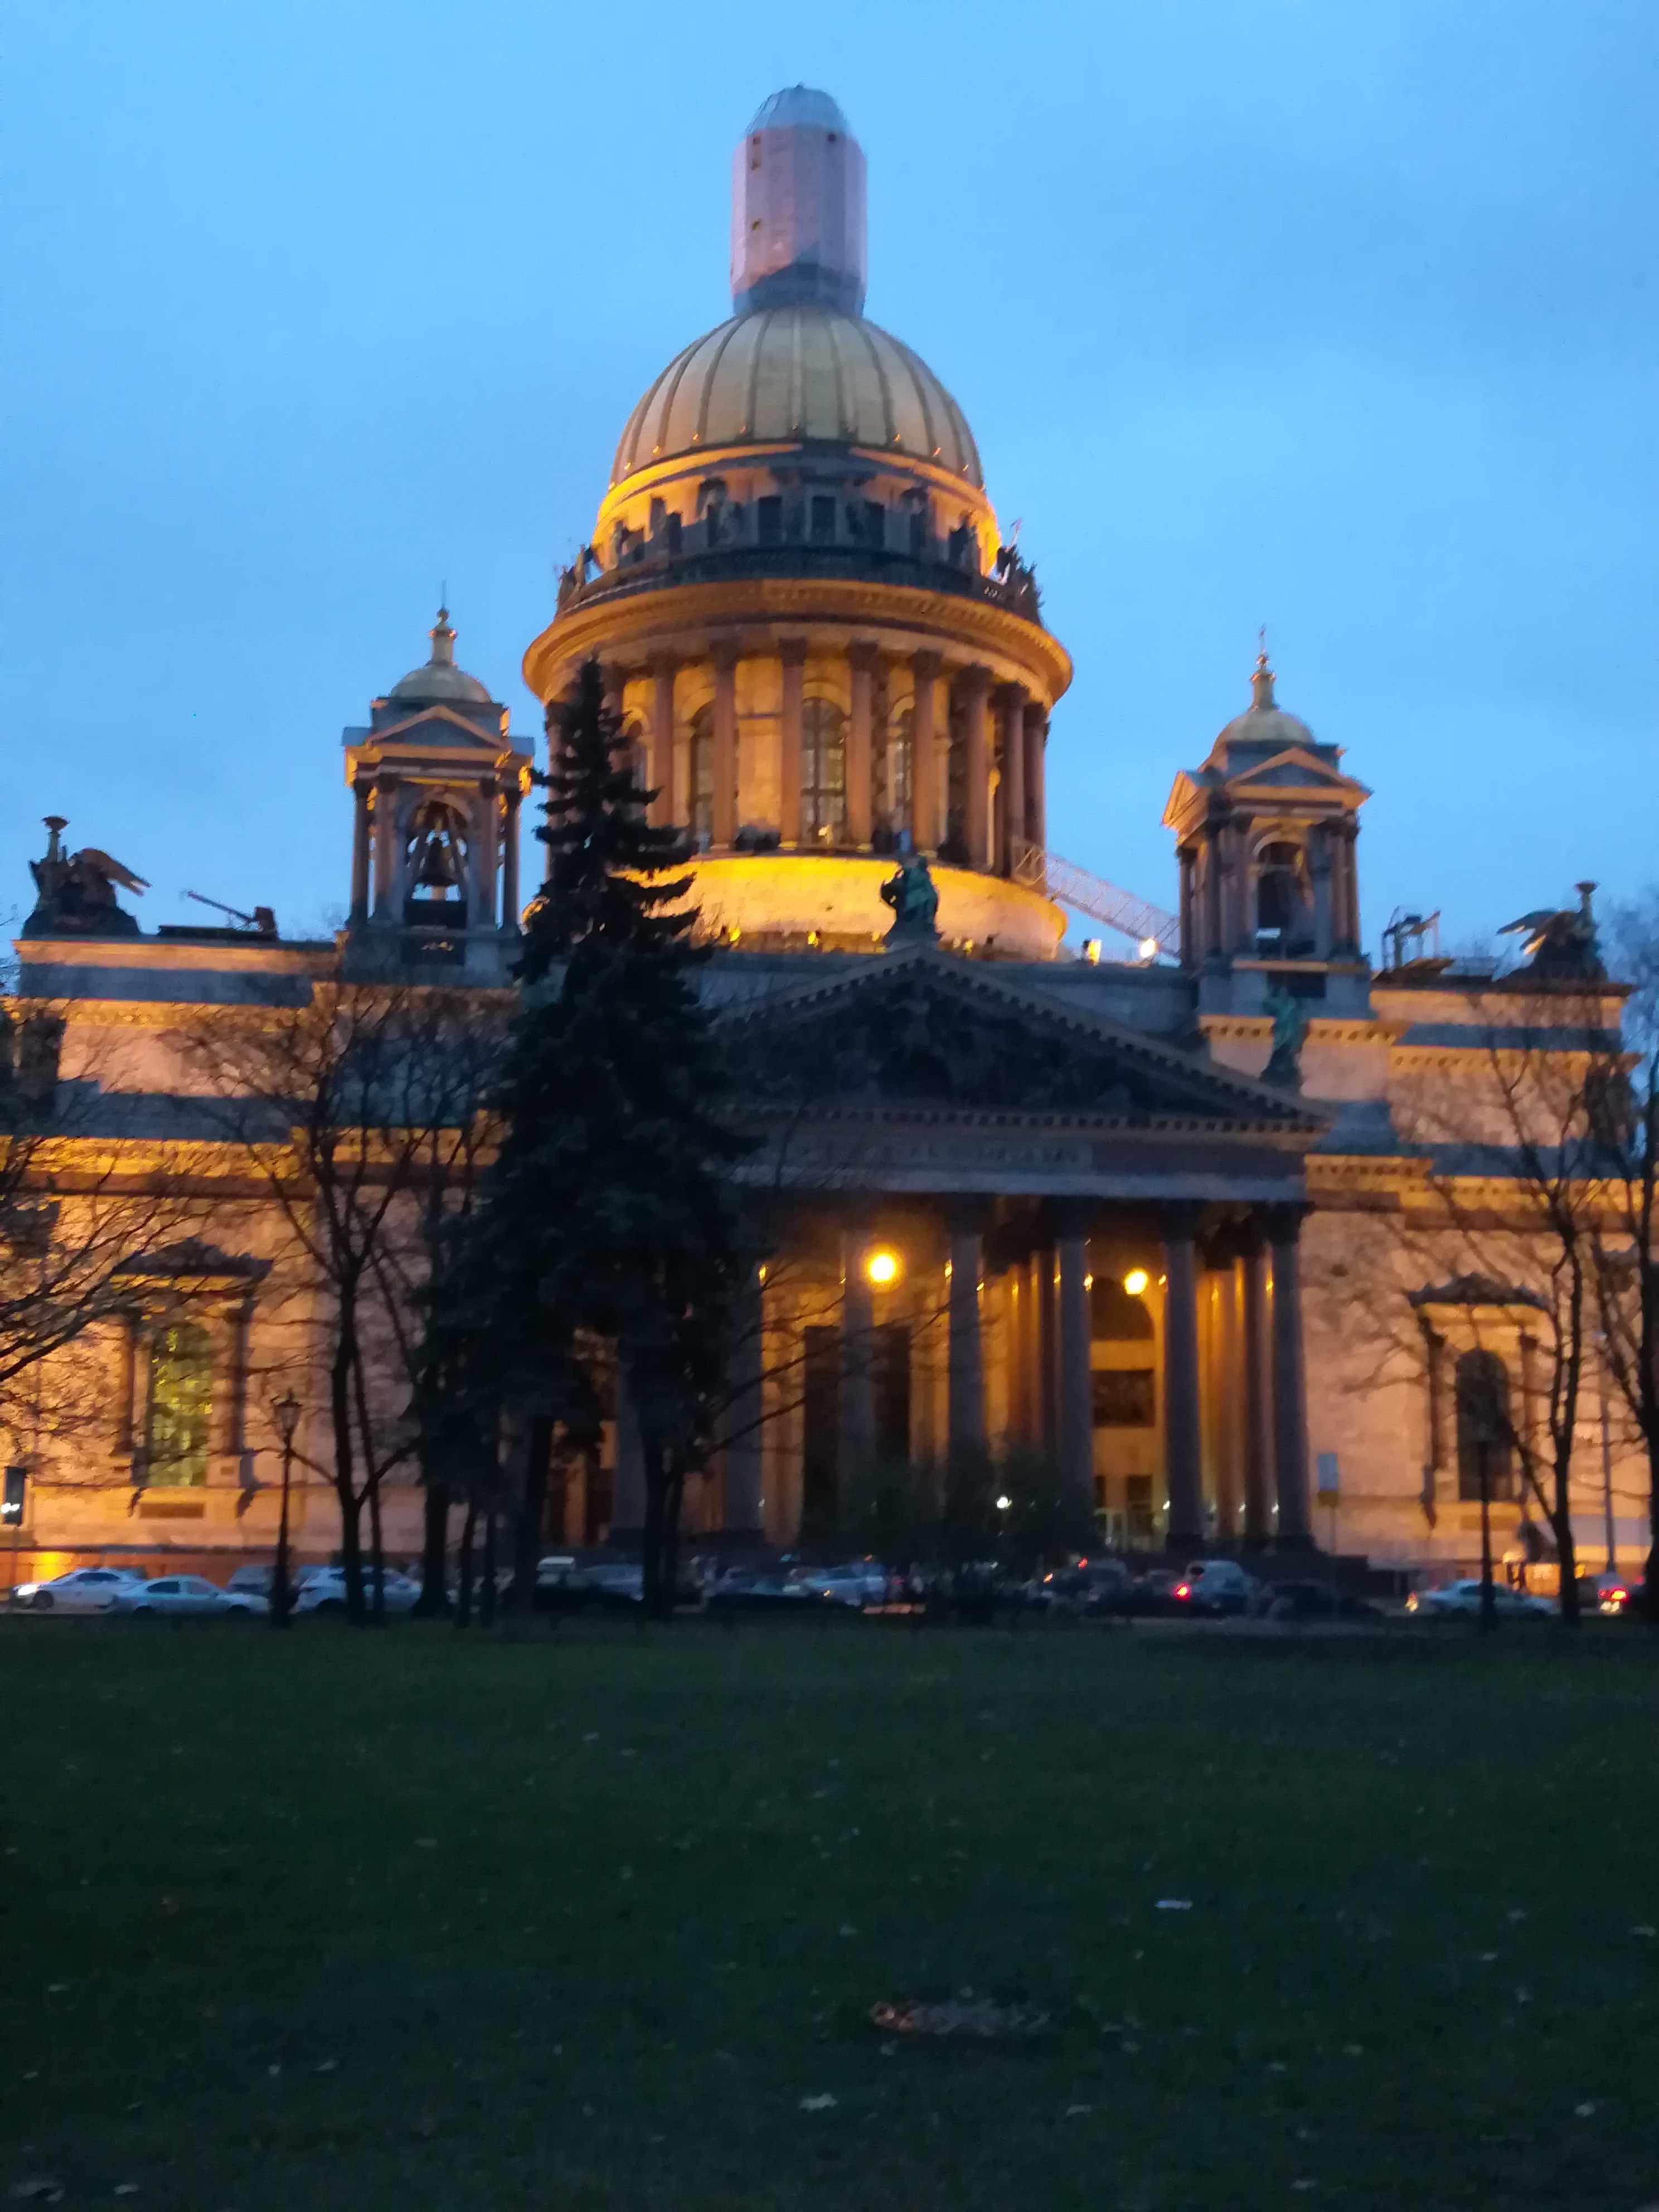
<box><xmin>648</xmin><ymin>657</ymin><xmax>677</xmax><ymax>827</ymax></box>
<box><xmin>1212</xmin><ymin>1264</ymin><xmax>1243</xmax><ymax>1542</ymax></box>
<box><xmin>349</xmin><ymin>783</ymin><xmax>371</xmax><ymax>922</ymax></box>
<box><xmin>909</xmin><ymin>652</ymin><xmax>940</xmax><ymax>852</ymax></box>
<box><xmin>1269</xmin><ymin>1204</ymin><xmax>1312</xmax><ymax>1546</ymax></box>
<box><xmin>1056</xmin><ymin>1216</ymin><xmax>1094</xmax><ymax>1509</ymax></box>
<box><xmin>840</xmin><ymin>1229</ymin><xmax>876</xmax><ymax>1477</ymax></box>
<box><xmin>712</xmin><ymin>645</ymin><xmax>738</xmax><ymax>848</ymax></box>
<box><xmin>962</xmin><ymin>669</ymin><xmax>991</xmax><ymax>870</ymax></box>
<box><xmin>612</xmin><ymin>1362</ymin><xmax>646</xmax><ymax>1534</ymax></box>
<box><xmin>1036</xmin><ymin>1246</ymin><xmax>1058</xmax><ymax>1452</ymax></box>
<box><xmin>1178</xmin><ymin>846</ymin><xmax>1197</xmax><ymax>968</ymax></box>
<box><xmin>501</xmin><ymin>787</ymin><xmax>521</xmax><ymax>933</ymax></box>
<box><xmin>467</xmin><ymin>790</ymin><xmax>494</xmax><ymax>929</ymax></box>
<box><xmin>947</xmin><ymin>1215</ymin><xmax>985</xmax><ymax>1459</ymax></box>
<box><xmin>371</xmin><ymin>780</ymin><xmax>399</xmax><ymax>920</ymax></box>
<box><xmin>1200</xmin><ymin>832</ymin><xmax>1224</xmax><ymax>966</ymax></box>
<box><xmin>1022</xmin><ymin>704</ymin><xmax>1045</xmax><ymax>856</ymax></box>
<box><xmin>722</xmin><ymin>1267</ymin><xmax>765</xmax><ymax>1533</ymax></box>
<box><xmin>999</xmin><ymin>685</ymin><xmax>1027</xmax><ymax>876</ymax></box>
<box><xmin>1311</xmin><ymin>824</ymin><xmax>1334</xmax><ymax>958</ymax></box>
<box><xmin>779</xmin><ymin>639</ymin><xmax>806</xmax><ymax>846</ymax></box>
<box><xmin>1162</xmin><ymin>1204</ymin><xmax>1204</xmax><ymax>1549</ymax></box>
<box><xmin>847</xmin><ymin>644</ymin><xmax>876</xmax><ymax>847</ymax></box>
<box><xmin>1240</xmin><ymin>1233</ymin><xmax>1274</xmax><ymax>1546</ymax></box>
<box><xmin>1336</xmin><ymin>823</ymin><xmax>1361</xmax><ymax>955</ymax></box>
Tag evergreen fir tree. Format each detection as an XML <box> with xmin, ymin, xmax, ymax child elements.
<box><xmin>457</xmin><ymin>657</ymin><xmax>753</xmax><ymax>1614</ymax></box>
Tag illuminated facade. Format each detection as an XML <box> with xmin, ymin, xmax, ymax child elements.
<box><xmin>5</xmin><ymin>87</ymin><xmax>1643</xmax><ymax>1584</ymax></box>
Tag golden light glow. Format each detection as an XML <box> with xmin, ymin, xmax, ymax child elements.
<box><xmin>865</xmin><ymin>1247</ymin><xmax>901</xmax><ymax>1289</ymax></box>
<box><xmin>1123</xmin><ymin>1268</ymin><xmax>1150</xmax><ymax>1297</ymax></box>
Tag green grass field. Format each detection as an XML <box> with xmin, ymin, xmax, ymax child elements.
<box><xmin>2</xmin><ymin>1617</ymin><xmax>1656</xmax><ymax>2211</ymax></box>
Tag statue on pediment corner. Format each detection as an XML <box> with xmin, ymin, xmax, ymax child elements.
<box><xmin>1262</xmin><ymin>981</ymin><xmax>1307</xmax><ymax>1089</ymax></box>
<box><xmin>879</xmin><ymin>852</ymin><xmax>939</xmax><ymax>944</ymax></box>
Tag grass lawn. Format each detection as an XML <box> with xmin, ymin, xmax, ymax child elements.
<box><xmin>2</xmin><ymin>1617</ymin><xmax>1657</xmax><ymax>2211</ymax></box>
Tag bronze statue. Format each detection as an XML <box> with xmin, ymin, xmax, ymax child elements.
<box><xmin>879</xmin><ymin>852</ymin><xmax>940</xmax><ymax>943</ymax></box>
<box><xmin>1262</xmin><ymin>981</ymin><xmax>1307</xmax><ymax>1088</ymax></box>
<box><xmin>24</xmin><ymin>818</ymin><xmax>148</xmax><ymax>938</ymax></box>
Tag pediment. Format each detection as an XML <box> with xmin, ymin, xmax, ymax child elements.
<box><xmin>1221</xmin><ymin>746</ymin><xmax>1371</xmax><ymax>803</ymax></box>
<box><xmin>361</xmin><ymin>703</ymin><xmax>510</xmax><ymax>753</ymax></box>
<box><xmin>720</xmin><ymin>949</ymin><xmax>1320</xmax><ymax>1129</ymax></box>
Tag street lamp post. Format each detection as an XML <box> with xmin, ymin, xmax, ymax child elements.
<box><xmin>271</xmin><ymin>1392</ymin><xmax>302</xmax><ymax>1629</ymax></box>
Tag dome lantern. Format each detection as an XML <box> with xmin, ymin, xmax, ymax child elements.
<box><xmin>731</xmin><ymin>85</ymin><xmax>867</xmax><ymax>316</ymax></box>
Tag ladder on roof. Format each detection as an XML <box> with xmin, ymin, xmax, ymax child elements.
<box><xmin>1011</xmin><ymin>838</ymin><xmax>1181</xmax><ymax>954</ymax></box>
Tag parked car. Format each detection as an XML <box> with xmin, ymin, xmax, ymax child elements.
<box><xmin>112</xmin><ymin>1574</ymin><xmax>266</xmax><ymax>1618</ymax></box>
<box><xmin>794</xmin><ymin>1562</ymin><xmax>890</xmax><ymax>1609</ymax></box>
<box><xmin>1171</xmin><ymin>1560</ymin><xmax>1258</xmax><ymax>1616</ymax></box>
<box><xmin>1260</xmin><ymin>1579</ymin><xmax>1384</xmax><ymax>1623</ymax></box>
<box><xmin>224</xmin><ymin>1563</ymin><xmax>327</xmax><ymax>1598</ymax></box>
<box><xmin>707</xmin><ymin>1568</ymin><xmax>821</xmax><ymax>1615</ymax></box>
<box><xmin>1118</xmin><ymin>1568</ymin><xmax>1185</xmax><ymax>1616</ymax></box>
<box><xmin>1406</xmin><ymin>1578</ymin><xmax>1553</xmax><ymax>1619</ymax></box>
<box><xmin>1575</xmin><ymin>1570</ymin><xmax>1635</xmax><ymax>1614</ymax></box>
<box><xmin>292</xmin><ymin>1565</ymin><xmax>423</xmax><ymax>1616</ymax></box>
<box><xmin>9</xmin><ymin>1566</ymin><xmax>148</xmax><ymax>1613</ymax></box>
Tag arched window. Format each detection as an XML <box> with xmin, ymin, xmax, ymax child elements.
<box><xmin>405</xmin><ymin>798</ymin><xmax>468</xmax><ymax>914</ymax></box>
<box><xmin>688</xmin><ymin>705</ymin><xmax>715</xmax><ymax>845</ymax></box>
<box><xmin>1256</xmin><ymin>839</ymin><xmax>1311</xmax><ymax>950</ymax></box>
<box><xmin>1455</xmin><ymin>1349</ymin><xmax>1515</xmax><ymax>1501</ymax></box>
<box><xmin>145</xmin><ymin>1322</ymin><xmax>214</xmax><ymax>1488</ymax></box>
<box><xmin>801</xmin><ymin>698</ymin><xmax>847</xmax><ymax>843</ymax></box>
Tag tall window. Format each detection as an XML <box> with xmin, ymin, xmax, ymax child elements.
<box><xmin>689</xmin><ymin>705</ymin><xmax>714</xmax><ymax>845</ymax></box>
<box><xmin>801</xmin><ymin>698</ymin><xmax>847</xmax><ymax>843</ymax></box>
<box><xmin>1455</xmin><ymin>1349</ymin><xmax>1515</xmax><ymax>1501</ymax></box>
<box><xmin>145</xmin><ymin>1322</ymin><xmax>214</xmax><ymax>1488</ymax></box>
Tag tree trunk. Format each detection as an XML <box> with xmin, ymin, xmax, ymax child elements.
<box><xmin>1478</xmin><ymin>1446</ymin><xmax>1497</xmax><ymax>1632</ymax></box>
<box><xmin>660</xmin><ymin>1454</ymin><xmax>687</xmax><ymax>1619</ymax></box>
<box><xmin>641</xmin><ymin>1438</ymin><xmax>668</xmax><ymax>1620</ymax></box>
<box><xmin>367</xmin><ymin>1467</ymin><xmax>387</xmax><ymax>1624</ymax></box>
<box><xmin>457</xmin><ymin>1498</ymin><xmax>478</xmax><ymax>1628</ymax></box>
<box><xmin>480</xmin><ymin>1497</ymin><xmax>498</xmax><ymax>1629</ymax></box>
<box><xmin>416</xmin><ymin>1481</ymin><xmax>450</xmax><ymax>1616</ymax></box>
<box><xmin>330</xmin><ymin>1337</ymin><xmax>365</xmax><ymax>1623</ymax></box>
<box><xmin>504</xmin><ymin>1414</ymin><xmax>553</xmax><ymax>1615</ymax></box>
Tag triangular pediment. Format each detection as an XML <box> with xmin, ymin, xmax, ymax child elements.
<box><xmin>361</xmin><ymin>703</ymin><xmax>510</xmax><ymax>752</ymax></box>
<box><xmin>720</xmin><ymin>948</ymin><xmax>1320</xmax><ymax>1129</ymax></box>
<box><xmin>1221</xmin><ymin>746</ymin><xmax>1371</xmax><ymax>803</ymax></box>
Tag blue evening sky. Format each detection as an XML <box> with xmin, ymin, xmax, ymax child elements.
<box><xmin>3</xmin><ymin>1</ymin><xmax>1653</xmax><ymax>954</ymax></box>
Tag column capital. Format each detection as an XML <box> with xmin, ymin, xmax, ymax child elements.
<box><xmin>711</xmin><ymin>638</ymin><xmax>740</xmax><ymax>671</ymax></box>
<box><xmin>847</xmin><ymin>639</ymin><xmax>880</xmax><ymax>672</ymax></box>
<box><xmin>1265</xmin><ymin>1200</ymin><xmax>1312</xmax><ymax>1243</ymax></box>
<box><xmin>995</xmin><ymin>678</ymin><xmax>1029</xmax><ymax>708</ymax></box>
<box><xmin>646</xmin><ymin>648</ymin><xmax>678</xmax><ymax>678</ymax></box>
<box><xmin>958</xmin><ymin>662</ymin><xmax>993</xmax><ymax>697</ymax></box>
<box><xmin>910</xmin><ymin>647</ymin><xmax>943</xmax><ymax>680</ymax></box>
<box><xmin>1161</xmin><ymin>1199</ymin><xmax>1205</xmax><ymax>1240</ymax></box>
<box><xmin>778</xmin><ymin>635</ymin><xmax>809</xmax><ymax>667</ymax></box>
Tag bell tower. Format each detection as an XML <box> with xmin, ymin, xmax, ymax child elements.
<box><xmin>341</xmin><ymin>610</ymin><xmax>532</xmax><ymax>979</ymax></box>
<box><xmin>1162</xmin><ymin>654</ymin><xmax>1372</xmax><ymax>1015</ymax></box>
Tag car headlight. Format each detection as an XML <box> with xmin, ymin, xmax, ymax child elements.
<box><xmin>13</xmin><ymin>1583</ymin><xmax>38</xmax><ymax>1599</ymax></box>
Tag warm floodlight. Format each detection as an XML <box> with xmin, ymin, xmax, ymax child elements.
<box><xmin>1123</xmin><ymin>1268</ymin><xmax>1150</xmax><ymax>1297</ymax></box>
<box><xmin>865</xmin><ymin>1248</ymin><xmax>901</xmax><ymax>1289</ymax></box>
<box><xmin>1138</xmin><ymin>937</ymin><xmax>1160</xmax><ymax>962</ymax></box>
<box><xmin>996</xmin><ymin>1494</ymin><xmax>1012</xmax><ymax>1512</ymax></box>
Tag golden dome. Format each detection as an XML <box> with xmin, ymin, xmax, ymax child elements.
<box><xmin>609</xmin><ymin>303</ymin><xmax>983</xmax><ymax>492</ymax></box>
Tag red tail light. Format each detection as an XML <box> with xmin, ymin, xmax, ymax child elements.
<box><xmin>1175</xmin><ymin>1583</ymin><xmax>1190</xmax><ymax>1598</ymax></box>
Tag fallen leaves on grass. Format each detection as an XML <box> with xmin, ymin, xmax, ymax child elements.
<box><xmin>869</xmin><ymin>1997</ymin><xmax>1051</xmax><ymax>2040</ymax></box>
<box><xmin>1154</xmin><ymin>1898</ymin><xmax>1193</xmax><ymax>1912</ymax></box>
<box><xmin>798</xmin><ymin>2094</ymin><xmax>837</xmax><ymax>2112</ymax></box>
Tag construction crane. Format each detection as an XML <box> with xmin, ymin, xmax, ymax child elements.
<box><xmin>1011</xmin><ymin>838</ymin><xmax>1180</xmax><ymax>957</ymax></box>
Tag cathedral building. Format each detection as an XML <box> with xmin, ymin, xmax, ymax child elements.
<box><xmin>5</xmin><ymin>89</ymin><xmax>1639</xmax><ymax>1584</ymax></box>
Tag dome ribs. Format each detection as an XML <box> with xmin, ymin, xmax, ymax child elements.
<box><xmin>692</xmin><ymin>317</ymin><xmax>748</xmax><ymax>449</ymax></box>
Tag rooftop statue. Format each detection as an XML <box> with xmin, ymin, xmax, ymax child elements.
<box><xmin>24</xmin><ymin>818</ymin><xmax>148</xmax><ymax>938</ymax></box>
<box><xmin>1500</xmin><ymin>881</ymin><xmax>1604</xmax><ymax>981</ymax></box>
<box><xmin>1262</xmin><ymin>980</ymin><xmax>1308</xmax><ymax>1089</ymax></box>
<box><xmin>880</xmin><ymin>851</ymin><xmax>940</xmax><ymax>944</ymax></box>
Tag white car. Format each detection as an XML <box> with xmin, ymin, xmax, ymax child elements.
<box><xmin>293</xmin><ymin>1565</ymin><xmax>423</xmax><ymax>1616</ymax></box>
<box><xmin>794</xmin><ymin>1562</ymin><xmax>891</xmax><ymax>1609</ymax></box>
<box><xmin>112</xmin><ymin>1574</ymin><xmax>266</xmax><ymax>1618</ymax></box>
<box><xmin>9</xmin><ymin>1566</ymin><xmax>149</xmax><ymax>1613</ymax></box>
<box><xmin>1407</xmin><ymin>1578</ymin><xmax>1554</xmax><ymax>1619</ymax></box>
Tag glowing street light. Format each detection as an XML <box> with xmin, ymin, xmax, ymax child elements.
<box><xmin>865</xmin><ymin>1247</ymin><xmax>901</xmax><ymax>1289</ymax></box>
<box><xmin>1123</xmin><ymin>1268</ymin><xmax>1150</xmax><ymax>1297</ymax></box>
